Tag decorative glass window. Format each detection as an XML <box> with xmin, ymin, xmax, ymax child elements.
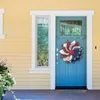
<box><xmin>60</xmin><ymin>20</ymin><xmax>82</xmax><ymax>36</ymax></box>
<box><xmin>36</xmin><ymin>17</ymin><xmax>49</xmax><ymax>67</ymax></box>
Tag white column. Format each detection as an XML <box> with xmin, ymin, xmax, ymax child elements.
<box><xmin>87</xmin><ymin>15</ymin><xmax>93</xmax><ymax>89</ymax></box>
<box><xmin>31</xmin><ymin>15</ymin><xmax>36</xmax><ymax>70</ymax></box>
<box><xmin>50</xmin><ymin>15</ymin><xmax>56</xmax><ymax>89</ymax></box>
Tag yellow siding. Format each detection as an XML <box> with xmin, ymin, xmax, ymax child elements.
<box><xmin>0</xmin><ymin>0</ymin><xmax>100</xmax><ymax>89</ymax></box>
<box><xmin>0</xmin><ymin>52</ymin><xmax>50</xmax><ymax>89</ymax></box>
<box><xmin>93</xmin><ymin>50</ymin><xmax>100</xmax><ymax>89</ymax></box>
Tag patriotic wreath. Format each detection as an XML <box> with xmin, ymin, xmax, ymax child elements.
<box><xmin>59</xmin><ymin>41</ymin><xmax>83</xmax><ymax>63</ymax></box>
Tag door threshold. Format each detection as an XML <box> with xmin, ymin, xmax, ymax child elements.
<box><xmin>56</xmin><ymin>86</ymin><xmax>87</xmax><ymax>89</ymax></box>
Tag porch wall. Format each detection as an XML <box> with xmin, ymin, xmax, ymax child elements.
<box><xmin>0</xmin><ymin>0</ymin><xmax>100</xmax><ymax>89</ymax></box>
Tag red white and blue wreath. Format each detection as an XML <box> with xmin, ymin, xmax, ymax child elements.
<box><xmin>59</xmin><ymin>41</ymin><xmax>83</xmax><ymax>63</ymax></box>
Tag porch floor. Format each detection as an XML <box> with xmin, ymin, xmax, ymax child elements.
<box><xmin>3</xmin><ymin>90</ymin><xmax>100</xmax><ymax>100</ymax></box>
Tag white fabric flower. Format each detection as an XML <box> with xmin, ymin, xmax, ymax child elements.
<box><xmin>0</xmin><ymin>74</ymin><xmax>2</xmax><ymax>80</ymax></box>
<box><xmin>13</xmin><ymin>77</ymin><xmax>16</xmax><ymax>85</ymax></box>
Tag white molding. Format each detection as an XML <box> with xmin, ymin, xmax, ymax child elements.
<box><xmin>0</xmin><ymin>9</ymin><xmax>5</xmax><ymax>13</ymax></box>
<box><xmin>30</xmin><ymin>10</ymin><xmax>94</xmax><ymax>16</ymax></box>
<box><xmin>86</xmin><ymin>15</ymin><xmax>93</xmax><ymax>89</ymax></box>
<box><xmin>0</xmin><ymin>9</ymin><xmax>5</xmax><ymax>39</ymax></box>
<box><xmin>30</xmin><ymin>13</ymin><xmax>50</xmax><ymax>73</ymax></box>
<box><xmin>30</xmin><ymin>68</ymin><xmax>50</xmax><ymax>73</ymax></box>
<box><xmin>30</xmin><ymin>10</ymin><xmax>94</xmax><ymax>89</ymax></box>
<box><xmin>50</xmin><ymin>15</ymin><xmax>56</xmax><ymax>89</ymax></box>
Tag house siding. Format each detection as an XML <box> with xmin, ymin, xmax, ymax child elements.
<box><xmin>0</xmin><ymin>0</ymin><xmax>100</xmax><ymax>89</ymax></box>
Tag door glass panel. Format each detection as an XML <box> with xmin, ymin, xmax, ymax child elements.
<box><xmin>36</xmin><ymin>17</ymin><xmax>49</xmax><ymax>67</ymax></box>
<box><xmin>60</xmin><ymin>20</ymin><xmax>82</xmax><ymax>36</ymax></box>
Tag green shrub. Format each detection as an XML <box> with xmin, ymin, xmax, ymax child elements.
<box><xmin>0</xmin><ymin>59</ymin><xmax>16</xmax><ymax>99</ymax></box>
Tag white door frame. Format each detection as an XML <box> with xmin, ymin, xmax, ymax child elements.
<box><xmin>30</xmin><ymin>10</ymin><xmax>94</xmax><ymax>90</ymax></box>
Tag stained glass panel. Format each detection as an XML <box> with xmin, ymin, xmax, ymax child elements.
<box><xmin>60</xmin><ymin>20</ymin><xmax>82</xmax><ymax>36</ymax></box>
<box><xmin>36</xmin><ymin>17</ymin><xmax>49</xmax><ymax>67</ymax></box>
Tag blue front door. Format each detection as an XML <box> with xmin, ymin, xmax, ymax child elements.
<box><xmin>56</xmin><ymin>17</ymin><xmax>86</xmax><ymax>88</ymax></box>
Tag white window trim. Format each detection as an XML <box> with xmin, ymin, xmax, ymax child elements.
<box><xmin>0</xmin><ymin>9</ymin><xmax>5</xmax><ymax>39</ymax></box>
<box><xmin>30</xmin><ymin>13</ymin><xmax>50</xmax><ymax>73</ymax></box>
<box><xmin>30</xmin><ymin>10</ymin><xmax>94</xmax><ymax>90</ymax></box>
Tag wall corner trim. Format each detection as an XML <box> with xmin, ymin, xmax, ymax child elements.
<box><xmin>0</xmin><ymin>8</ymin><xmax>5</xmax><ymax>39</ymax></box>
<box><xmin>0</xmin><ymin>9</ymin><xmax>5</xmax><ymax>14</ymax></box>
<box><xmin>0</xmin><ymin>34</ymin><xmax>5</xmax><ymax>39</ymax></box>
